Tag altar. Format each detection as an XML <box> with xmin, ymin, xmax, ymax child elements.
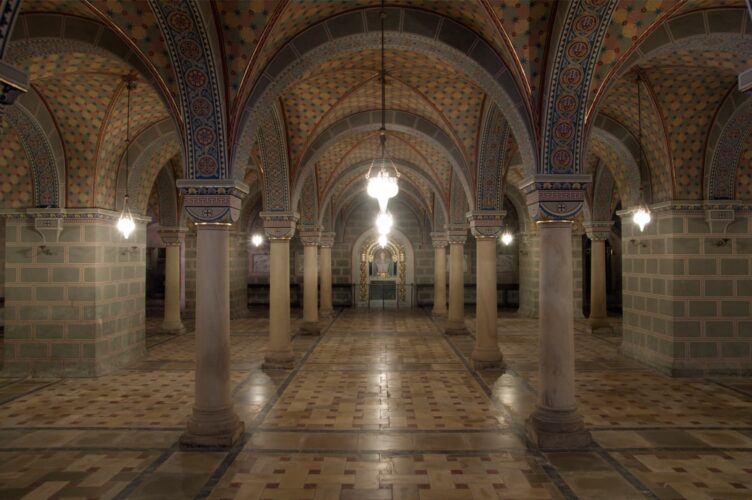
<box><xmin>355</xmin><ymin>235</ymin><xmax>411</xmax><ymax>309</ymax></box>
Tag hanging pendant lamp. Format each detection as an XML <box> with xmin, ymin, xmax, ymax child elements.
<box><xmin>365</xmin><ymin>0</ymin><xmax>399</xmax><ymax>215</ymax></box>
<box><xmin>632</xmin><ymin>71</ymin><xmax>651</xmax><ymax>232</ymax></box>
<box><xmin>117</xmin><ymin>77</ymin><xmax>136</xmax><ymax>239</ymax></box>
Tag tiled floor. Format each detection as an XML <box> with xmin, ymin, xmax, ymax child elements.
<box><xmin>1</xmin><ymin>308</ymin><xmax>752</xmax><ymax>499</ymax></box>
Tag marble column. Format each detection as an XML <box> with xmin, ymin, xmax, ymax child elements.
<box><xmin>180</xmin><ymin>223</ymin><xmax>244</xmax><ymax>447</ymax></box>
<box><xmin>319</xmin><ymin>232</ymin><xmax>335</xmax><ymax>318</ymax></box>
<box><xmin>430</xmin><ymin>232</ymin><xmax>447</xmax><ymax>316</ymax></box>
<box><xmin>469</xmin><ymin>213</ymin><xmax>505</xmax><ymax>369</ymax></box>
<box><xmin>445</xmin><ymin>228</ymin><xmax>468</xmax><ymax>335</ymax></box>
<box><xmin>261</xmin><ymin>212</ymin><xmax>298</xmax><ymax>369</ymax></box>
<box><xmin>584</xmin><ymin>223</ymin><xmax>613</xmax><ymax>334</ymax></box>
<box><xmin>158</xmin><ymin>228</ymin><xmax>186</xmax><ymax>334</ymax></box>
<box><xmin>299</xmin><ymin>228</ymin><xmax>321</xmax><ymax>336</ymax></box>
<box><xmin>526</xmin><ymin>220</ymin><xmax>590</xmax><ymax>449</ymax></box>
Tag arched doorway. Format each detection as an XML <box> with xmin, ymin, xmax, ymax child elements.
<box><xmin>351</xmin><ymin>228</ymin><xmax>415</xmax><ymax>309</ymax></box>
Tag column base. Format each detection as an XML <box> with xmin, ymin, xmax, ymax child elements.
<box><xmin>470</xmin><ymin>348</ymin><xmax>505</xmax><ymax>370</ymax></box>
<box><xmin>431</xmin><ymin>308</ymin><xmax>446</xmax><ymax>317</ymax></box>
<box><xmin>585</xmin><ymin>317</ymin><xmax>612</xmax><ymax>334</ymax></box>
<box><xmin>161</xmin><ymin>321</ymin><xmax>186</xmax><ymax>334</ymax></box>
<box><xmin>526</xmin><ymin>407</ymin><xmax>591</xmax><ymax>450</ymax></box>
<box><xmin>262</xmin><ymin>350</ymin><xmax>296</xmax><ymax>369</ymax></box>
<box><xmin>180</xmin><ymin>407</ymin><xmax>244</xmax><ymax>449</ymax></box>
<box><xmin>298</xmin><ymin>321</ymin><xmax>321</xmax><ymax>336</ymax></box>
<box><xmin>444</xmin><ymin>320</ymin><xmax>468</xmax><ymax>335</ymax></box>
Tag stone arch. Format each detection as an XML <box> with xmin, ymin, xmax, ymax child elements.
<box><xmin>150</xmin><ymin>0</ymin><xmax>227</xmax><ymax>179</ymax></box>
<box><xmin>8</xmin><ymin>13</ymin><xmax>178</xmax><ymax>119</ymax></box>
<box><xmin>449</xmin><ymin>172</ymin><xmax>469</xmax><ymax>226</ymax></box>
<box><xmin>705</xmin><ymin>89</ymin><xmax>752</xmax><ymax>200</ymax></box>
<box><xmin>590</xmin><ymin>114</ymin><xmax>647</xmax><ymax>207</ymax></box>
<box><xmin>317</xmin><ymin>158</ymin><xmax>449</xmax><ymax>229</ymax></box>
<box><xmin>152</xmin><ymin>164</ymin><xmax>180</xmax><ymax>228</ymax></box>
<box><xmin>5</xmin><ymin>88</ymin><xmax>65</xmax><ymax>207</ymax></box>
<box><xmin>298</xmin><ymin>171</ymin><xmax>318</xmax><ymax>227</ymax></box>
<box><xmin>232</xmin><ymin>6</ymin><xmax>537</xmax><ymax>186</ymax></box>
<box><xmin>256</xmin><ymin>102</ymin><xmax>291</xmax><ymax>212</ymax></box>
<box><xmin>504</xmin><ymin>183</ymin><xmax>533</xmax><ymax>233</ymax></box>
<box><xmin>351</xmin><ymin>226</ymin><xmax>416</xmax><ymax>302</ymax></box>
<box><xmin>476</xmin><ymin>103</ymin><xmax>510</xmax><ymax>211</ymax></box>
<box><xmin>291</xmin><ymin>110</ymin><xmax>471</xmax><ymax>211</ymax></box>
<box><xmin>591</xmin><ymin>162</ymin><xmax>616</xmax><ymax>222</ymax></box>
<box><xmin>115</xmin><ymin>119</ymin><xmax>182</xmax><ymax>214</ymax></box>
<box><xmin>542</xmin><ymin>0</ymin><xmax>617</xmax><ymax>174</ymax></box>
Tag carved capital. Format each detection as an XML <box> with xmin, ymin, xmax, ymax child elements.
<box><xmin>520</xmin><ymin>174</ymin><xmax>590</xmax><ymax>221</ymax></box>
<box><xmin>430</xmin><ymin>231</ymin><xmax>448</xmax><ymax>248</ymax></box>
<box><xmin>446</xmin><ymin>225</ymin><xmax>467</xmax><ymax>245</ymax></box>
<box><xmin>467</xmin><ymin>210</ymin><xmax>506</xmax><ymax>239</ymax></box>
<box><xmin>261</xmin><ymin>211</ymin><xmax>299</xmax><ymax>240</ymax></box>
<box><xmin>299</xmin><ymin>225</ymin><xmax>321</xmax><ymax>246</ymax></box>
<box><xmin>177</xmin><ymin>179</ymin><xmax>249</xmax><ymax>224</ymax></box>
<box><xmin>158</xmin><ymin>227</ymin><xmax>187</xmax><ymax>246</ymax></box>
<box><xmin>584</xmin><ymin>221</ymin><xmax>613</xmax><ymax>241</ymax></box>
<box><xmin>319</xmin><ymin>231</ymin><xmax>336</xmax><ymax>248</ymax></box>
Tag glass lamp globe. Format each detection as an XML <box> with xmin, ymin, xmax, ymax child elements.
<box><xmin>378</xmin><ymin>234</ymin><xmax>388</xmax><ymax>248</ymax></box>
<box><xmin>367</xmin><ymin>169</ymin><xmax>399</xmax><ymax>212</ymax></box>
<box><xmin>633</xmin><ymin>207</ymin><xmax>651</xmax><ymax>232</ymax></box>
<box><xmin>500</xmin><ymin>231</ymin><xmax>513</xmax><ymax>246</ymax></box>
<box><xmin>251</xmin><ymin>234</ymin><xmax>264</xmax><ymax>247</ymax></box>
<box><xmin>375</xmin><ymin>211</ymin><xmax>393</xmax><ymax>235</ymax></box>
<box><xmin>116</xmin><ymin>197</ymin><xmax>136</xmax><ymax>239</ymax></box>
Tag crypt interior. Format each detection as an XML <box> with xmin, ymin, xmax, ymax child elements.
<box><xmin>0</xmin><ymin>0</ymin><xmax>751</xmax><ymax>498</ymax></box>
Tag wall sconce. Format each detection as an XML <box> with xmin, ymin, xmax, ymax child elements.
<box><xmin>629</xmin><ymin>239</ymin><xmax>647</xmax><ymax>248</ymax></box>
<box><xmin>120</xmin><ymin>246</ymin><xmax>139</xmax><ymax>256</ymax></box>
<box><xmin>714</xmin><ymin>238</ymin><xmax>730</xmax><ymax>247</ymax></box>
<box><xmin>37</xmin><ymin>245</ymin><xmax>53</xmax><ymax>256</ymax></box>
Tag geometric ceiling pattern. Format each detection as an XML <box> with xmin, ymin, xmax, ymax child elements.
<box><xmin>3</xmin><ymin>0</ymin><xmax>752</xmax><ymax>226</ymax></box>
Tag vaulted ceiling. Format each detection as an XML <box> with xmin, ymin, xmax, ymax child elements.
<box><xmin>1</xmin><ymin>0</ymin><xmax>751</xmax><ymax>227</ymax></box>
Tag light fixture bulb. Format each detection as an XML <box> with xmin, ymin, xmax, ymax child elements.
<box><xmin>633</xmin><ymin>207</ymin><xmax>651</xmax><ymax>232</ymax></box>
<box><xmin>117</xmin><ymin>196</ymin><xmax>135</xmax><ymax>239</ymax></box>
<box><xmin>375</xmin><ymin>211</ymin><xmax>393</xmax><ymax>235</ymax></box>
<box><xmin>251</xmin><ymin>234</ymin><xmax>264</xmax><ymax>247</ymax></box>
<box><xmin>367</xmin><ymin>169</ymin><xmax>399</xmax><ymax>212</ymax></box>
<box><xmin>378</xmin><ymin>234</ymin><xmax>388</xmax><ymax>248</ymax></box>
<box><xmin>501</xmin><ymin>231</ymin><xmax>513</xmax><ymax>246</ymax></box>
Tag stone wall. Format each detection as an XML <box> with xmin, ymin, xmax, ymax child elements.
<box><xmin>620</xmin><ymin>206</ymin><xmax>752</xmax><ymax>376</ymax></box>
<box><xmin>184</xmin><ymin>229</ymin><xmax>196</xmax><ymax>319</ymax></box>
<box><xmin>229</xmin><ymin>231</ymin><xmax>249</xmax><ymax>318</ymax></box>
<box><xmin>2</xmin><ymin>213</ymin><xmax>146</xmax><ymax>377</ymax></box>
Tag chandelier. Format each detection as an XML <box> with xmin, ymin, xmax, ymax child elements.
<box><xmin>365</xmin><ymin>0</ymin><xmax>399</xmax><ymax>214</ymax></box>
<box><xmin>632</xmin><ymin>71</ymin><xmax>651</xmax><ymax>232</ymax></box>
<box><xmin>117</xmin><ymin>76</ymin><xmax>136</xmax><ymax>239</ymax></box>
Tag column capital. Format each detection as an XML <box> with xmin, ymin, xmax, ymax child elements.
<box><xmin>261</xmin><ymin>211</ymin><xmax>299</xmax><ymax>240</ymax></box>
<box><xmin>319</xmin><ymin>231</ymin><xmax>336</xmax><ymax>248</ymax></box>
<box><xmin>430</xmin><ymin>231</ymin><xmax>448</xmax><ymax>248</ymax></box>
<box><xmin>158</xmin><ymin>226</ymin><xmax>187</xmax><ymax>246</ymax></box>
<box><xmin>467</xmin><ymin>210</ymin><xmax>506</xmax><ymax>239</ymax></box>
<box><xmin>299</xmin><ymin>225</ymin><xmax>321</xmax><ymax>246</ymax></box>
<box><xmin>177</xmin><ymin>179</ymin><xmax>249</xmax><ymax>224</ymax></box>
<box><xmin>446</xmin><ymin>226</ymin><xmax>467</xmax><ymax>245</ymax></box>
<box><xmin>583</xmin><ymin>221</ymin><xmax>613</xmax><ymax>241</ymax></box>
<box><xmin>520</xmin><ymin>174</ymin><xmax>590</xmax><ymax>221</ymax></box>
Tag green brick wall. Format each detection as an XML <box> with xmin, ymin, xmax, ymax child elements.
<box><xmin>620</xmin><ymin>208</ymin><xmax>752</xmax><ymax>376</ymax></box>
<box><xmin>2</xmin><ymin>215</ymin><xmax>146</xmax><ymax>377</ymax></box>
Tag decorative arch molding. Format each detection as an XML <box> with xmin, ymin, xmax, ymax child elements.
<box><xmin>8</xmin><ymin>14</ymin><xmax>179</xmax><ymax>122</ymax></box>
<box><xmin>589</xmin><ymin>114</ymin><xmax>646</xmax><ymax>207</ymax></box>
<box><xmin>298</xmin><ymin>171</ymin><xmax>318</xmax><ymax>227</ymax></box>
<box><xmin>290</xmin><ymin>110</ymin><xmax>470</xmax><ymax>211</ymax></box>
<box><xmin>318</xmin><ymin>158</ymin><xmax>448</xmax><ymax>226</ymax></box>
<box><xmin>590</xmin><ymin>161</ymin><xmax>616</xmax><ymax>222</ymax></box>
<box><xmin>153</xmin><ymin>164</ymin><xmax>180</xmax><ymax>228</ymax></box>
<box><xmin>705</xmin><ymin>90</ymin><xmax>752</xmax><ymax>200</ymax></box>
<box><xmin>5</xmin><ymin>89</ymin><xmax>65</xmax><ymax>207</ymax></box>
<box><xmin>256</xmin><ymin>101</ymin><xmax>291</xmax><ymax>211</ymax></box>
<box><xmin>541</xmin><ymin>0</ymin><xmax>616</xmax><ymax>174</ymax></box>
<box><xmin>239</xmin><ymin>188</ymin><xmax>264</xmax><ymax>234</ymax></box>
<box><xmin>150</xmin><ymin>0</ymin><xmax>227</xmax><ymax>179</ymax></box>
<box><xmin>476</xmin><ymin>103</ymin><xmax>509</xmax><ymax>211</ymax></box>
<box><xmin>233</xmin><ymin>6</ymin><xmax>537</xmax><ymax>180</ymax></box>
<box><xmin>449</xmin><ymin>172</ymin><xmax>468</xmax><ymax>226</ymax></box>
<box><xmin>115</xmin><ymin>119</ymin><xmax>181</xmax><ymax>213</ymax></box>
<box><xmin>351</xmin><ymin>226</ymin><xmax>416</xmax><ymax>304</ymax></box>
